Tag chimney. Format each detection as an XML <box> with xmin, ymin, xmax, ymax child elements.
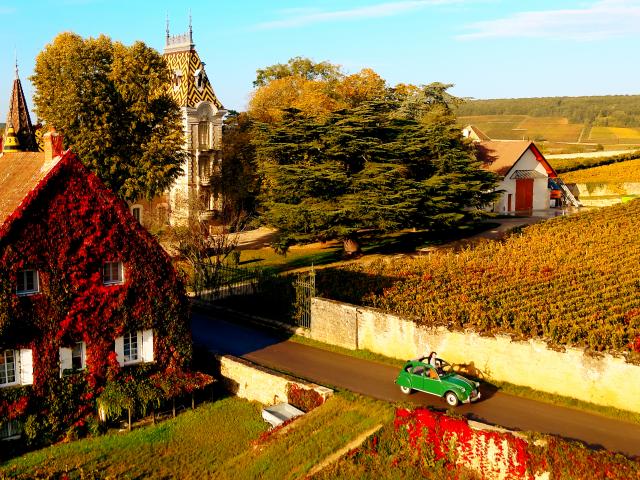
<box><xmin>43</xmin><ymin>128</ymin><xmax>64</xmax><ymax>162</ymax></box>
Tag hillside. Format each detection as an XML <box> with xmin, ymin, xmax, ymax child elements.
<box><xmin>457</xmin><ymin>95</ymin><xmax>640</xmax><ymax>128</ymax></box>
<box><xmin>317</xmin><ymin>201</ymin><xmax>640</xmax><ymax>355</ymax></box>
<box><xmin>561</xmin><ymin>158</ymin><xmax>640</xmax><ymax>183</ymax></box>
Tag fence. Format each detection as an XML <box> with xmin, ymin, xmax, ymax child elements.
<box><xmin>192</xmin><ymin>263</ymin><xmax>316</xmax><ymax>328</ymax></box>
<box><xmin>193</xmin><ymin>264</ymin><xmax>265</xmax><ymax>302</ymax></box>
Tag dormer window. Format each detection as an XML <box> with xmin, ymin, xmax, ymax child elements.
<box><xmin>172</xmin><ymin>69</ymin><xmax>182</xmax><ymax>90</ymax></box>
<box><xmin>16</xmin><ymin>269</ymin><xmax>39</xmax><ymax>296</ymax></box>
<box><xmin>194</xmin><ymin>68</ymin><xmax>205</xmax><ymax>90</ymax></box>
<box><xmin>103</xmin><ymin>261</ymin><xmax>124</xmax><ymax>285</ymax></box>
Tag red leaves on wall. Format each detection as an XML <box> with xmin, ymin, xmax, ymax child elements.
<box><xmin>0</xmin><ymin>153</ymin><xmax>191</xmax><ymax>434</ymax></box>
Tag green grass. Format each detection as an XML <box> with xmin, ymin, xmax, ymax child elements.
<box><xmin>219</xmin><ymin>393</ymin><xmax>394</xmax><ymax>479</ymax></box>
<box><xmin>1</xmin><ymin>397</ymin><xmax>268</xmax><ymax>479</ymax></box>
<box><xmin>290</xmin><ymin>335</ymin><xmax>640</xmax><ymax>426</ymax></box>
<box><xmin>1</xmin><ymin>393</ymin><xmax>396</xmax><ymax>480</ymax></box>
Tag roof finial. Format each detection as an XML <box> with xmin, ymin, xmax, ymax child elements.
<box><xmin>166</xmin><ymin>13</ymin><xmax>170</xmax><ymax>44</ymax></box>
<box><xmin>14</xmin><ymin>49</ymin><xmax>18</xmax><ymax>79</ymax></box>
<box><xmin>189</xmin><ymin>9</ymin><xmax>193</xmax><ymax>43</ymax></box>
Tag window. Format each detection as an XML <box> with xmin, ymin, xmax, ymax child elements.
<box><xmin>131</xmin><ymin>206</ymin><xmax>142</xmax><ymax>223</ymax></box>
<box><xmin>123</xmin><ymin>331</ymin><xmax>139</xmax><ymax>363</ymax></box>
<box><xmin>115</xmin><ymin>330</ymin><xmax>154</xmax><ymax>366</ymax></box>
<box><xmin>103</xmin><ymin>262</ymin><xmax>124</xmax><ymax>285</ymax></box>
<box><xmin>0</xmin><ymin>350</ymin><xmax>16</xmax><ymax>386</ymax></box>
<box><xmin>0</xmin><ymin>419</ymin><xmax>21</xmax><ymax>441</ymax></box>
<box><xmin>72</xmin><ymin>342</ymin><xmax>84</xmax><ymax>370</ymax></box>
<box><xmin>16</xmin><ymin>269</ymin><xmax>39</xmax><ymax>296</ymax></box>
<box><xmin>198</xmin><ymin>122</ymin><xmax>210</xmax><ymax>149</ymax></box>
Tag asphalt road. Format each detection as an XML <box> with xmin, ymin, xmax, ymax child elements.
<box><xmin>191</xmin><ymin>310</ymin><xmax>640</xmax><ymax>458</ymax></box>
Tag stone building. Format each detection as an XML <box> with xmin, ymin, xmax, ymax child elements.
<box><xmin>162</xmin><ymin>21</ymin><xmax>227</xmax><ymax>225</ymax></box>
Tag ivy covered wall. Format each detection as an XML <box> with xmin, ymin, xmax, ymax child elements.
<box><xmin>0</xmin><ymin>152</ymin><xmax>193</xmax><ymax>443</ymax></box>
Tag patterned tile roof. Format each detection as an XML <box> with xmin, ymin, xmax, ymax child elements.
<box><xmin>5</xmin><ymin>76</ymin><xmax>38</xmax><ymax>152</ymax></box>
<box><xmin>164</xmin><ymin>36</ymin><xmax>223</xmax><ymax>110</ymax></box>
<box><xmin>0</xmin><ymin>151</ymin><xmax>57</xmax><ymax>227</ymax></box>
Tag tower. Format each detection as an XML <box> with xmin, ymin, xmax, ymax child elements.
<box><xmin>3</xmin><ymin>61</ymin><xmax>39</xmax><ymax>153</ymax></box>
<box><xmin>163</xmin><ymin>17</ymin><xmax>226</xmax><ymax>225</ymax></box>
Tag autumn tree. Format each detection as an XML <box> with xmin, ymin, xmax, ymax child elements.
<box><xmin>249</xmin><ymin>58</ymin><xmax>389</xmax><ymax>122</ymax></box>
<box><xmin>31</xmin><ymin>32</ymin><xmax>185</xmax><ymax>201</ymax></box>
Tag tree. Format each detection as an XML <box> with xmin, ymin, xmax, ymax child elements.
<box><xmin>255</xmin><ymin>87</ymin><xmax>499</xmax><ymax>254</ymax></box>
<box><xmin>253</xmin><ymin>56</ymin><xmax>342</xmax><ymax>87</ymax></box>
<box><xmin>221</xmin><ymin>111</ymin><xmax>260</xmax><ymax>220</ymax></box>
<box><xmin>31</xmin><ymin>32</ymin><xmax>185</xmax><ymax>202</ymax></box>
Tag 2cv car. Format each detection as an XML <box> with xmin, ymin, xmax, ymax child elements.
<box><xmin>395</xmin><ymin>357</ymin><xmax>481</xmax><ymax>406</ymax></box>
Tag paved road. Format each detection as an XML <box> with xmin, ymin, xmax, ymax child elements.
<box><xmin>192</xmin><ymin>311</ymin><xmax>640</xmax><ymax>458</ymax></box>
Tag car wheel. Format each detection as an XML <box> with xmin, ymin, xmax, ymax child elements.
<box><xmin>400</xmin><ymin>385</ymin><xmax>412</xmax><ymax>395</ymax></box>
<box><xmin>444</xmin><ymin>391</ymin><xmax>459</xmax><ymax>407</ymax></box>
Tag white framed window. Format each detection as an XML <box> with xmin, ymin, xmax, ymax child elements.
<box><xmin>59</xmin><ymin>342</ymin><xmax>86</xmax><ymax>376</ymax></box>
<box><xmin>131</xmin><ymin>205</ymin><xmax>143</xmax><ymax>223</ymax></box>
<box><xmin>123</xmin><ymin>331</ymin><xmax>139</xmax><ymax>364</ymax></box>
<box><xmin>0</xmin><ymin>350</ymin><xmax>17</xmax><ymax>386</ymax></box>
<box><xmin>0</xmin><ymin>349</ymin><xmax>32</xmax><ymax>387</ymax></box>
<box><xmin>115</xmin><ymin>329</ymin><xmax>154</xmax><ymax>366</ymax></box>
<box><xmin>103</xmin><ymin>261</ymin><xmax>124</xmax><ymax>285</ymax></box>
<box><xmin>0</xmin><ymin>419</ymin><xmax>22</xmax><ymax>441</ymax></box>
<box><xmin>16</xmin><ymin>269</ymin><xmax>39</xmax><ymax>296</ymax></box>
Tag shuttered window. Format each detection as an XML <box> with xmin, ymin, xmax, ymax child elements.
<box><xmin>0</xmin><ymin>350</ymin><xmax>16</xmax><ymax>386</ymax></box>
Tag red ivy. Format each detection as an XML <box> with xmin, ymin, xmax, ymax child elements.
<box><xmin>0</xmin><ymin>152</ymin><xmax>192</xmax><ymax>437</ymax></box>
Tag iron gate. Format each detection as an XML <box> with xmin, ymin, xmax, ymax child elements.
<box><xmin>293</xmin><ymin>267</ymin><xmax>315</xmax><ymax>328</ymax></box>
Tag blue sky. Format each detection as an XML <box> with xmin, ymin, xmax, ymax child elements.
<box><xmin>2</xmin><ymin>0</ymin><xmax>640</xmax><ymax>117</ymax></box>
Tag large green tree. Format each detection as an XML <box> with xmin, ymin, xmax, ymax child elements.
<box><xmin>31</xmin><ymin>32</ymin><xmax>185</xmax><ymax>201</ymax></box>
<box><xmin>255</xmin><ymin>84</ymin><xmax>499</xmax><ymax>253</ymax></box>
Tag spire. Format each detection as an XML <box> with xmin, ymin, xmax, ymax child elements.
<box><xmin>189</xmin><ymin>10</ymin><xmax>193</xmax><ymax>44</ymax></box>
<box><xmin>166</xmin><ymin>14</ymin><xmax>170</xmax><ymax>45</ymax></box>
<box><xmin>14</xmin><ymin>50</ymin><xmax>18</xmax><ymax>80</ymax></box>
<box><xmin>4</xmin><ymin>65</ymin><xmax>38</xmax><ymax>152</ymax></box>
<box><xmin>3</xmin><ymin>124</ymin><xmax>20</xmax><ymax>153</ymax></box>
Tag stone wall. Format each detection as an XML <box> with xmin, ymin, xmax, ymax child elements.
<box><xmin>573</xmin><ymin>182</ymin><xmax>640</xmax><ymax>206</ymax></box>
<box><xmin>217</xmin><ymin>354</ymin><xmax>333</xmax><ymax>406</ymax></box>
<box><xmin>310</xmin><ymin>298</ymin><xmax>640</xmax><ymax>413</ymax></box>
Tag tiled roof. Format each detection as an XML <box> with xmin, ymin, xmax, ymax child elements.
<box><xmin>0</xmin><ymin>151</ymin><xmax>58</xmax><ymax>226</ymax></box>
<box><xmin>5</xmin><ymin>77</ymin><xmax>38</xmax><ymax>152</ymax></box>
<box><xmin>463</xmin><ymin>125</ymin><xmax>491</xmax><ymax>141</ymax></box>
<box><xmin>476</xmin><ymin>140</ymin><xmax>533</xmax><ymax>177</ymax></box>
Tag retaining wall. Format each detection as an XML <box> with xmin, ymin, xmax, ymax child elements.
<box><xmin>310</xmin><ymin>298</ymin><xmax>640</xmax><ymax>413</ymax></box>
<box><xmin>217</xmin><ymin>354</ymin><xmax>333</xmax><ymax>406</ymax></box>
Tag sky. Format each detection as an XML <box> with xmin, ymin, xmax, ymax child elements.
<box><xmin>1</xmin><ymin>0</ymin><xmax>639</xmax><ymax>117</ymax></box>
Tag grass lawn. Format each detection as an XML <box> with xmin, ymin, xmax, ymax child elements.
<box><xmin>1</xmin><ymin>393</ymin><xmax>395</xmax><ymax>480</ymax></box>
<box><xmin>236</xmin><ymin>222</ymin><xmax>499</xmax><ymax>274</ymax></box>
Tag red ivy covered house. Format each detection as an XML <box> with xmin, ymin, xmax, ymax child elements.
<box><xmin>0</xmin><ymin>120</ymin><xmax>193</xmax><ymax>443</ymax></box>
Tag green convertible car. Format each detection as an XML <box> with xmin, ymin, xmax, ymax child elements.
<box><xmin>395</xmin><ymin>358</ymin><xmax>481</xmax><ymax>406</ymax></box>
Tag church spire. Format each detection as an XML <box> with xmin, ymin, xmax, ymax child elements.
<box><xmin>4</xmin><ymin>61</ymin><xmax>38</xmax><ymax>152</ymax></box>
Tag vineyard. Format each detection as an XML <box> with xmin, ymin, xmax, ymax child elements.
<box><xmin>317</xmin><ymin>201</ymin><xmax>640</xmax><ymax>355</ymax></box>
<box><xmin>561</xmin><ymin>158</ymin><xmax>640</xmax><ymax>184</ymax></box>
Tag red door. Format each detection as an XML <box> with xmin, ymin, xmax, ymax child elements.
<box><xmin>515</xmin><ymin>179</ymin><xmax>534</xmax><ymax>211</ymax></box>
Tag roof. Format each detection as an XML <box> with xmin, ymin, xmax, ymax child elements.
<box><xmin>463</xmin><ymin>125</ymin><xmax>491</xmax><ymax>141</ymax></box>
<box><xmin>163</xmin><ymin>32</ymin><xmax>224</xmax><ymax>110</ymax></box>
<box><xmin>476</xmin><ymin>141</ymin><xmax>533</xmax><ymax>176</ymax></box>
<box><xmin>510</xmin><ymin>170</ymin><xmax>548</xmax><ymax>180</ymax></box>
<box><xmin>5</xmin><ymin>76</ymin><xmax>38</xmax><ymax>152</ymax></box>
<box><xmin>476</xmin><ymin>140</ymin><xmax>558</xmax><ymax>179</ymax></box>
<box><xmin>0</xmin><ymin>151</ymin><xmax>58</xmax><ymax>227</ymax></box>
